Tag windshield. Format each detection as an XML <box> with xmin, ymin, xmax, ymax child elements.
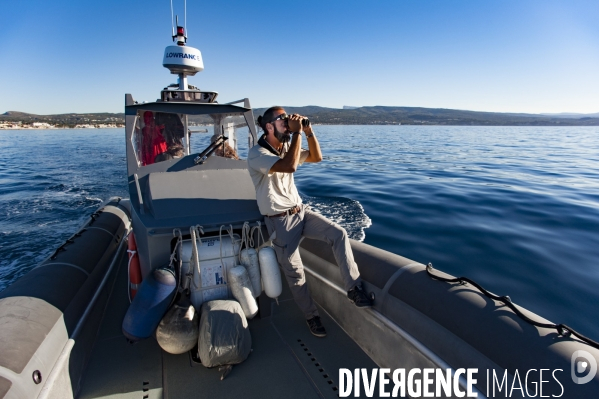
<box><xmin>190</xmin><ymin>115</ymin><xmax>252</xmax><ymax>160</ymax></box>
<box><xmin>132</xmin><ymin>110</ymin><xmax>254</xmax><ymax>166</ymax></box>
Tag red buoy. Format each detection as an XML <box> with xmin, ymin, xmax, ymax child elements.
<box><xmin>128</xmin><ymin>232</ymin><xmax>142</xmax><ymax>301</ymax></box>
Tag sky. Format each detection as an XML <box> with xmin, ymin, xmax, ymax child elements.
<box><xmin>0</xmin><ymin>0</ymin><xmax>598</xmax><ymax>115</ymax></box>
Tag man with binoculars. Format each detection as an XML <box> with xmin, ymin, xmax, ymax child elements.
<box><xmin>248</xmin><ymin>106</ymin><xmax>373</xmax><ymax>338</ymax></box>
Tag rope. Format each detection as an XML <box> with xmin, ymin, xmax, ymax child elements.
<box><xmin>160</xmin><ymin>229</ymin><xmax>184</xmax><ymax>309</ymax></box>
<box><xmin>125</xmin><ymin>229</ymin><xmax>136</xmax><ymax>304</ymax></box>
<box><xmin>127</xmin><ymin>247</ymin><xmax>136</xmax><ymax>304</ymax></box>
<box><xmin>219</xmin><ymin>225</ymin><xmax>225</xmax><ymax>268</ymax></box>
<box><xmin>240</xmin><ymin>222</ymin><xmax>249</xmax><ymax>262</ymax></box>
<box><xmin>253</xmin><ymin>220</ymin><xmax>271</xmax><ymax>251</ymax></box>
<box><xmin>219</xmin><ymin>224</ymin><xmax>235</xmax><ymax>268</ymax></box>
<box><xmin>168</xmin><ymin>239</ymin><xmax>181</xmax><ymax>269</ymax></box>
<box><xmin>248</xmin><ymin>224</ymin><xmax>255</xmax><ymax>248</ymax></box>
<box><xmin>171</xmin><ymin>228</ymin><xmax>184</xmax><ymax>293</ymax></box>
<box><xmin>425</xmin><ymin>263</ymin><xmax>599</xmax><ymax>350</ymax></box>
<box><xmin>190</xmin><ymin>226</ymin><xmax>203</xmax><ymax>289</ymax></box>
<box><xmin>255</xmin><ymin>220</ymin><xmax>276</xmax><ymax>252</ymax></box>
<box><xmin>250</xmin><ymin>221</ymin><xmax>264</xmax><ymax>249</ymax></box>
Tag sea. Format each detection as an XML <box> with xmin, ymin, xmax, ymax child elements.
<box><xmin>1</xmin><ymin>126</ymin><xmax>598</xmax><ymax>343</ymax></box>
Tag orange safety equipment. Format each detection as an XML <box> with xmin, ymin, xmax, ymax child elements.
<box><xmin>127</xmin><ymin>232</ymin><xmax>143</xmax><ymax>301</ymax></box>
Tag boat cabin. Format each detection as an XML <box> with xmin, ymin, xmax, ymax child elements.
<box><xmin>125</xmin><ymin>94</ymin><xmax>263</xmax><ymax>278</ymax></box>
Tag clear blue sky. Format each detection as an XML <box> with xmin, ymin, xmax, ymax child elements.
<box><xmin>1</xmin><ymin>0</ymin><xmax>597</xmax><ymax>115</ymax></box>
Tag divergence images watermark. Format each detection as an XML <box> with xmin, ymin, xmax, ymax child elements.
<box><xmin>338</xmin><ymin>351</ymin><xmax>597</xmax><ymax>398</ymax></box>
<box><xmin>571</xmin><ymin>350</ymin><xmax>597</xmax><ymax>385</ymax></box>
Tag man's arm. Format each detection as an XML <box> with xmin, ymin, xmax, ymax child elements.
<box><xmin>303</xmin><ymin>125</ymin><xmax>323</xmax><ymax>163</ymax></box>
<box><xmin>269</xmin><ymin>132</ymin><xmax>303</xmax><ymax>173</ymax></box>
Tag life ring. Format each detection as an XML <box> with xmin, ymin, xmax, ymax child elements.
<box><xmin>128</xmin><ymin>232</ymin><xmax>142</xmax><ymax>301</ymax></box>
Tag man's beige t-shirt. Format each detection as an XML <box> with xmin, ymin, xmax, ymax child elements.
<box><xmin>247</xmin><ymin>144</ymin><xmax>309</xmax><ymax>216</ymax></box>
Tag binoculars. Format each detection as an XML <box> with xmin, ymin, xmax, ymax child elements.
<box><xmin>283</xmin><ymin>116</ymin><xmax>310</xmax><ymax>128</ymax></box>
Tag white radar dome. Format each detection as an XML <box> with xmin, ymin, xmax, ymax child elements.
<box><xmin>163</xmin><ymin>45</ymin><xmax>204</xmax><ymax>75</ymax></box>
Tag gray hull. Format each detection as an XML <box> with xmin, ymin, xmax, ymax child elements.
<box><xmin>0</xmin><ymin>198</ymin><xmax>597</xmax><ymax>398</ymax></box>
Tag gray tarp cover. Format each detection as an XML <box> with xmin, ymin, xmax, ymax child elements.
<box><xmin>198</xmin><ymin>300</ymin><xmax>252</xmax><ymax>368</ymax></box>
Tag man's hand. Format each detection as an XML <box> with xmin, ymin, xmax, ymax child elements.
<box><xmin>269</xmin><ymin>132</ymin><xmax>302</xmax><ymax>173</ymax></box>
<box><xmin>287</xmin><ymin>114</ymin><xmax>304</xmax><ymax>133</ymax></box>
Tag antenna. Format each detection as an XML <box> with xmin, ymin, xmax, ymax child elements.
<box><xmin>184</xmin><ymin>0</ymin><xmax>187</xmax><ymax>39</ymax></box>
<box><xmin>162</xmin><ymin>0</ymin><xmax>204</xmax><ymax>89</ymax></box>
<box><xmin>170</xmin><ymin>0</ymin><xmax>175</xmax><ymax>38</ymax></box>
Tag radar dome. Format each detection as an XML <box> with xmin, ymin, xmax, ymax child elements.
<box><xmin>163</xmin><ymin>45</ymin><xmax>204</xmax><ymax>75</ymax></box>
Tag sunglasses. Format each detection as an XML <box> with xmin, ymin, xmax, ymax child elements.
<box><xmin>268</xmin><ymin>113</ymin><xmax>288</xmax><ymax>124</ymax></box>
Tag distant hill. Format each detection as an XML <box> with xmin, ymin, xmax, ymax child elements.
<box><xmin>1</xmin><ymin>111</ymin><xmax>125</xmax><ymax>128</ymax></box>
<box><xmin>3</xmin><ymin>106</ymin><xmax>599</xmax><ymax>127</ymax></box>
<box><xmin>540</xmin><ymin>112</ymin><xmax>599</xmax><ymax>118</ymax></box>
<box><xmin>251</xmin><ymin>106</ymin><xmax>599</xmax><ymax>126</ymax></box>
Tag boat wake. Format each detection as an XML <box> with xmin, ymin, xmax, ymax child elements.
<box><xmin>0</xmin><ymin>182</ymin><xmax>105</xmax><ymax>291</ymax></box>
<box><xmin>300</xmin><ymin>194</ymin><xmax>371</xmax><ymax>242</ymax></box>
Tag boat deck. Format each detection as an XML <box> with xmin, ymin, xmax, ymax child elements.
<box><xmin>78</xmin><ymin>251</ymin><xmax>377</xmax><ymax>399</ymax></box>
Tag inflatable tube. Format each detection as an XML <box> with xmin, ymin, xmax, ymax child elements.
<box><xmin>258</xmin><ymin>247</ymin><xmax>282</xmax><ymax>300</ymax></box>
<box><xmin>228</xmin><ymin>266</ymin><xmax>258</xmax><ymax>319</ymax></box>
<box><xmin>156</xmin><ymin>297</ymin><xmax>199</xmax><ymax>354</ymax></box>
<box><xmin>299</xmin><ymin>237</ymin><xmax>599</xmax><ymax>397</ymax></box>
<box><xmin>0</xmin><ymin>198</ymin><xmax>130</xmax><ymax>333</ymax></box>
<box><xmin>239</xmin><ymin>248</ymin><xmax>262</xmax><ymax>297</ymax></box>
<box><xmin>0</xmin><ymin>197</ymin><xmax>131</xmax><ymax>399</ymax></box>
<box><xmin>122</xmin><ymin>268</ymin><xmax>176</xmax><ymax>342</ymax></box>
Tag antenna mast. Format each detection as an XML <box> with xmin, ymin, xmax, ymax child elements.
<box><xmin>163</xmin><ymin>0</ymin><xmax>213</xmax><ymax>101</ymax></box>
<box><xmin>170</xmin><ymin>0</ymin><xmax>175</xmax><ymax>38</ymax></box>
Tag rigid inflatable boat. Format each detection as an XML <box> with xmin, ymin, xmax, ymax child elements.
<box><xmin>1</xmin><ymin>13</ymin><xmax>598</xmax><ymax>399</ymax></box>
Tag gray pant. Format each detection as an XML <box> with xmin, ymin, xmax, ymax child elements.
<box><xmin>264</xmin><ymin>206</ymin><xmax>362</xmax><ymax>319</ymax></box>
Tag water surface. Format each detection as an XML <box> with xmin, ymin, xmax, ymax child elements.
<box><xmin>1</xmin><ymin>126</ymin><xmax>597</xmax><ymax>341</ymax></box>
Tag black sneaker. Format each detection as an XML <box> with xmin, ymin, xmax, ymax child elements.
<box><xmin>347</xmin><ymin>285</ymin><xmax>373</xmax><ymax>308</ymax></box>
<box><xmin>306</xmin><ymin>316</ymin><xmax>327</xmax><ymax>337</ymax></box>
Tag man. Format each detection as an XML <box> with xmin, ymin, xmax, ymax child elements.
<box><xmin>247</xmin><ymin>106</ymin><xmax>372</xmax><ymax>338</ymax></box>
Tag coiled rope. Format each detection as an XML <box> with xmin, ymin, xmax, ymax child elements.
<box><xmin>426</xmin><ymin>263</ymin><xmax>599</xmax><ymax>350</ymax></box>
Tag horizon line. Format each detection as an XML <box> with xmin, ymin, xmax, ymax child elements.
<box><xmin>3</xmin><ymin>106</ymin><xmax>599</xmax><ymax>117</ymax></box>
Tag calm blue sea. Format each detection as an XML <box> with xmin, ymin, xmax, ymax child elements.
<box><xmin>1</xmin><ymin>126</ymin><xmax>598</xmax><ymax>342</ymax></box>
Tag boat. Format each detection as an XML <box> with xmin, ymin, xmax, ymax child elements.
<box><xmin>0</xmin><ymin>10</ymin><xmax>598</xmax><ymax>399</ymax></box>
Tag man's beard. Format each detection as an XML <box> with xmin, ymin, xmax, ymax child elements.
<box><xmin>273</xmin><ymin>125</ymin><xmax>290</xmax><ymax>143</ymax></box>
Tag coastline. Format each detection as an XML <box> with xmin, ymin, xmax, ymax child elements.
<box><xmin>0</xmin><ymin>123</ymin><xmax>125</xmax><ymax>130</ymax></box>
<box><xmin>4</xmin><ymin>106</ymin><xmax>599</xmax><ymax>129</ymax></box>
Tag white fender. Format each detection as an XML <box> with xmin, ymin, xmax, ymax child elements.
<box><xmin>240</xmin><ymin>248</ymin><xmax>262</xmax><ymax>297</ymax></box>
<box><xmin>258</xmin><ymin>247</ymin><xmax>282</xmax><ymax>299</ymax></box>
<box><xmin>156</xmin><ymin>300</ymin><xmax>199</xmax><ymax>354</ymax></box>
<box><xmin>228</xmin><ymin>266</ymin><xmax>258</xmax><ymax>319</ymax></box>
